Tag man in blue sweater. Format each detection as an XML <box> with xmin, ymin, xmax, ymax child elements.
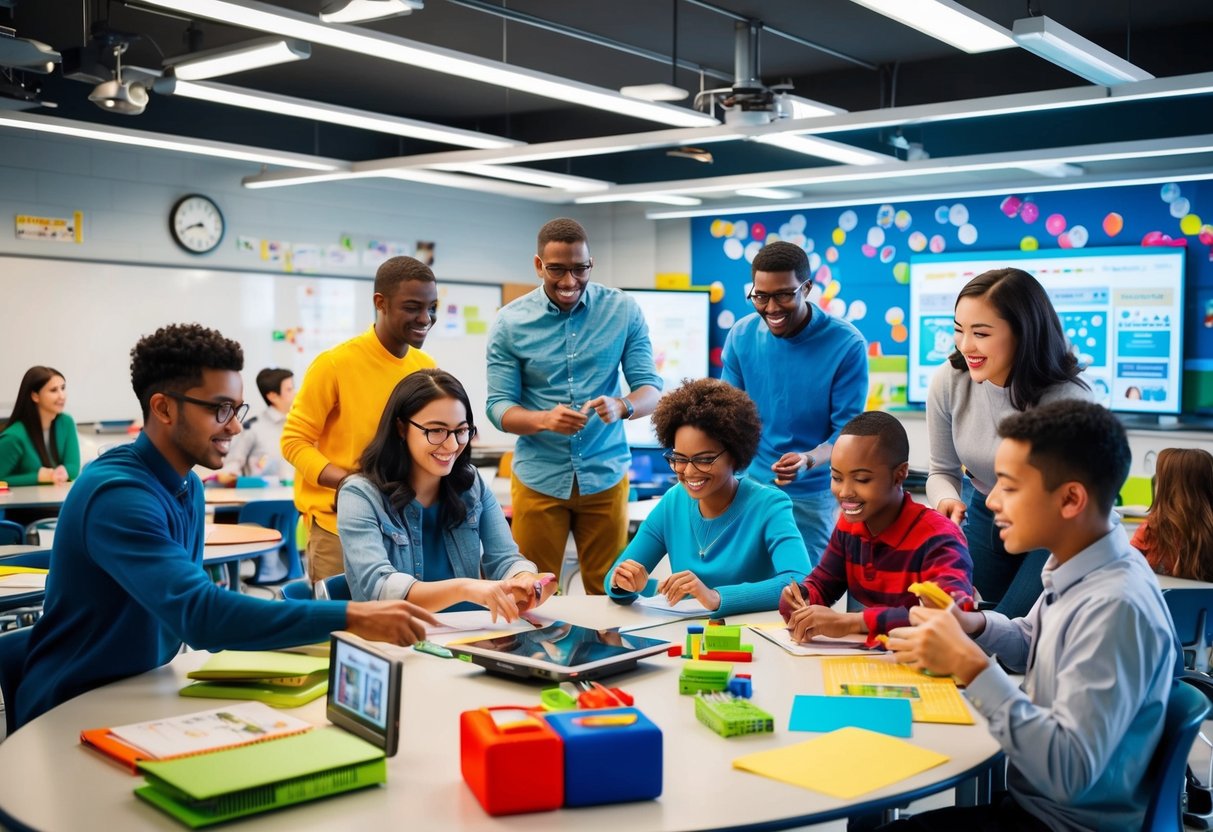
<box><xmin>721</xmin><ymin>241</ymin><xmax>868</xmax><ymax>564</ymax></box>
<box><xmin>15</xmin><ymin>324</ymin><xmax>437</xmax><ymax>728</ymax></box>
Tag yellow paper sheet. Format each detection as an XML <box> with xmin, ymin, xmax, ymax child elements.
<box><xmin>733</xmin><ymin>727</ymin><xmax>949</xmax><ymax>799</ymax></box>
<box><xmin>820</xmin><ymin>656</ymin><xmax>975</xmax><ymax>725</ymax></box>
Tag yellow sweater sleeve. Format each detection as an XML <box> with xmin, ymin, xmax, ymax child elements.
<box><xmin>281</xmin><ymin>350</ymin><xmax>338</xmax><ymax>488</ymax></box>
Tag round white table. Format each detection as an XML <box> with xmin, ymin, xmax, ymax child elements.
<box><xmin>0</xmin><ymin>597</ymin><xmax>1001</xmax><ymax>831</ymax></box>
<box><xmin>0</xmin><ymin>484</ymin><xmax>72</xmax><ymax>512</ymax></box>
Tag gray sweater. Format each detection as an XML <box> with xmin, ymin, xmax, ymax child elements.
<box><xmin>926</xmin><ymin>363</ymin><xmax>1094</xmax><ymax>507</ymax></box>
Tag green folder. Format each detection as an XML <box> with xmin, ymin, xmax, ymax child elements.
<box><xmin>180</xmin><ymin>651</ymin><xmax>331</xmax><ymax>707</ymax></box>
<box><xmin>179</xmin><ymin>673</ymin><xmax>328</xmax><ymax>708</ymax></box>
<box><xmin>186</xmin><ymin>651</ymin><xmax>329</xmax><ymax>680</ymax></box>
<box><xmin>135</xmin><ymin>728</ymin><xmax>386</xmax><ymax>828</ymax></box>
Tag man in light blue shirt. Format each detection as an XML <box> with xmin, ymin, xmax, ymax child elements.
<box><xmin>721</xmin><ymin>241</ymin><xmax>867</xmax><ymax>564</ymax></box>
<box><xmin>885</xmin><ymin>400</ymin><xmax>1179</xmax><ymax>832</ymax></box>
<box><xmin>486</xmin><ymin>218</ymin><xmax>662</xmax><ymax>595</ymax></box>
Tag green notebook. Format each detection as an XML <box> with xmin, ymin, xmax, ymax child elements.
<box><xmin>180</xmin><ymin>651</ymin><xmax>331</xmax><ymax>707</ymax></box>
<box><xmin>135</xmin><ymin>728</ymin><xmax>386</xmax><ymax>828</ymax></box>
<box><xmin>186</xmin><ymin>651</ymin><xmax>329</xmax><ymax>681</ymax></box>
<box><xmin>179</xmin><ymin>674</ymin><xmax>328</xmax><ymax>708</ymax></box>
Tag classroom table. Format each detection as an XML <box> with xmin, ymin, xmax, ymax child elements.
<box><xmin>202</xmin><ymin>485</ymin><xmax>296</xmax><ymax>506</ymax></box>
<box><xmin>0</xmin><ymin>484</ymin><xmax>73</xmax><ymax>512</ymax></box>
<box><xmin>0</xmin><ymin>597</ymin><xmax>1002</xmax><ymax>832</ymax></box>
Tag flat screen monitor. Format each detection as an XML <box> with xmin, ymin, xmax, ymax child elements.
<box><xmin>908</xmin><ymin>247</ymin><xmax>1186</xmax><ymax>414</ymax></box>
<box><xmin>622</xmin><ymin>289</ymin><xmax>711</xmax><ymax>447</ymax></box>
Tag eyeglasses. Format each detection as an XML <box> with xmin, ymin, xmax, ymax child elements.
<box><xmin>408</xmin><ymin>420</ymin><xmax>476</xmax><ymax>446</ymax></box>
<box><xmin>539</xmin><ymin>261</ymin><xmax>593</xmax><ymax>279</ymax></box>
<box><xmin>165</xmin><ymin>392</ymin><xmax>249</xmax><ymax>425</ymax></box>
<box><xmin>663</xmin><ymin>449</ymin><xmax>727</xmax><ymax>473</ymax></box>
<box><xmin>747</xmin><ymin>278</ymin><xmax>810</xmax><ymax>307</ymax></box>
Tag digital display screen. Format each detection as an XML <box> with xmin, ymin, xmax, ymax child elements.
<box><xmin>459</xmin><ymin>622</ymin><xmax>668</xmax><ymax>668</ymax></box>
<box><xmin>331</xmin><ymin>637</ymin><xmax>390</xmax><ymax>731</ymax></box>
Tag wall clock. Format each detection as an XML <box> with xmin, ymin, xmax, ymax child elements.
<box><xmin>169</xmin><ymin>194</ymin><xmax>225</xmax><ymax>254</ymax></box>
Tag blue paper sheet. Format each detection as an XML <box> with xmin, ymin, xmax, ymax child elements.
<box><xmin>788</xmin><ymin>694</ymin><xmax>913</xmax><ymax>738</ymax></box>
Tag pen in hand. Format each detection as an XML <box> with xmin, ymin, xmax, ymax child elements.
<box><xmin>785</xmin><ymin>579</ymin><xmax>807</xmax><ymax>611</ymax></box>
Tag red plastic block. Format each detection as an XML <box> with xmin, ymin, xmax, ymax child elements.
<box><xmin>460</xmin><ymin>707</ymin><xmax>563</xmax><ymax>815</ymax></box>
<box><xmin>699</xmin><ymin>650</ymin><xmax>753</xmax><ymax>662</ymax></box>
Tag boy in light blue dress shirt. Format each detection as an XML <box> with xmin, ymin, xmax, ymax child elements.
<box><xmin>884</xmin><ymin>400</ymin><xmax>1178</xmax><ymax>832</ymax></box>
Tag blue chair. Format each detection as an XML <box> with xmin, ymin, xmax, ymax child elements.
<box><xmin>0</xmin><ymin>626</ymin><xmax>33</xmax><ymax>736</ymax></box>
<box><xmin>0</xmin><ymin>521</ymin><xmax>23</xmax><ymax>546</ymax></box>
<box><xmin>280</xmin><ymin>580</ymin><xmax>313</xmax><ymax>601</ymax></box>
<box><xmin>236</xmin><ymin>500</ymin><xmax>303</xmax><ymax>584</ymax></box>
<box><xmin>0</xmin><ymin>551</ymin><xmax>50</xmax><ymax>626</ymax></box>
<box><xmin>1163</xmin><ymin>589</ymin><xmax>1213</xmax><ymax>672</ymax></box>
<box><xmin>1142</xmin><ymin>678</ymin><xmax>1212</xmax><ymax>831</ymax></box>
<box><xmin>314</xmin><ymin>573</ymin><xmax>351</xmax><ymax>601</ymax></box>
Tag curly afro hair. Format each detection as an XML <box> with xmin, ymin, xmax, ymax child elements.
<box><xmin>130</xmin><ymin>323</ymin><xmax>243</xmax><ymax>418</ymax></box>
<box><xmin>651</xmin><ymin>378</ymin><xmax>761</xmax><ymax>470</ymax></box>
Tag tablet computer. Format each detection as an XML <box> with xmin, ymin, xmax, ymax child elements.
<box><xmin>327</xmin><ymin>631</ymin><xmax>402</xmax><ymax>757</ymax></box>
<box><xmin>446</xmin><ymin>621</ymin><xmax>670</xmax><ymax>682</ymax></box>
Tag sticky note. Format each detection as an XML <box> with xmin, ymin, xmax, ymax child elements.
<box><xmin>788</xmin><ymin>694</ymin><xmax>913</xmax><ymax>738</ymax></box>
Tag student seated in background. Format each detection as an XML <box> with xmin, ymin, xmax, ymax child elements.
<box><xmin>216</xmin><ymin>367</ymin><xmax>295</xmax><ymax>486</ymax></box>
<box><xmin>779</xmin><ymin>411</ymin><xmax>973</xmax><ymax>644</ymax></box>
<box><xmin>1131</xmin><ymin>447</ymin><xmax>1213</xmax><ymax>581</ymax></box>
<box><xmin>15</xmin><ymin>324</ymin><xmax>438</xmax><ymax>729</ymax></box>
<box><xmin>0</xmin><ymin>365</ymin><xmax>80</xmax><ymax>485</ymax></box>
<box><xmin>338</xmin><ymin>369</ymin><xmax>556</xmax><ymax>621</ymax></box>
<box><xmin>605</xmin><ymin>378</ymin><xmax>811</xmax><ymax>616</ymax></box>
<box><xmin>882</xmin><ymin>400</ymin><xmax>1178</xmax><ymax>832</ymax></box>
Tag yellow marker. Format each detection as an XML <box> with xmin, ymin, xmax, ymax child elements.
<box><xmin>575</xmin><ymin>714</ymin><xmax>638</xmax><ymax>727</ymax></box>
<box><xmin>907</xmin><ymin>581</ymin><xmax>954</xmax><ymax>609</ymax></box>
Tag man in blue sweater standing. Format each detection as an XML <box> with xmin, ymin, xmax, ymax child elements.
<box><xmin>16</xmin><ymin>323</ymin><xmax>437</xmax><ymax>728</ymax></box>
<box><xmin>721</xmin><ymin>241</ymin><xmax>868</xmax><ymax>564</ymax></box>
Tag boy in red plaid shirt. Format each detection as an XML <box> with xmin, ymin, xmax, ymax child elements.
<box><xmin>779</xmin><ymin>411</ymin><xmax>973</xmax><ymax>645</ymax></box>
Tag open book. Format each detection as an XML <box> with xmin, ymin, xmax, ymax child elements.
<box><xmin>82</xmin><ymin>701</ymin><xmax>313</xmax><ymax>773</ymax></box>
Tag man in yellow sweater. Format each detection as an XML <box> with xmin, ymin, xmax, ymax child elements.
<box><xmin>282</xmin><ymin>256</ymin><xmax>439</xmax><ymax>582</ymax></box>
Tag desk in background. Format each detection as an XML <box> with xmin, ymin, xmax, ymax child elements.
<box><xmin>0</xmin><ymin>596</ymin><xmax>1001</xmax><ymax>832</ymax></box>
<box><xmin>0</xmin><ymin>484</ymin><xmax>72</xmax><ymax>514</ymax></box>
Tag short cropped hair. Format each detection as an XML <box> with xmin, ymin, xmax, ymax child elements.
<box><xmin>839</xmin><ymin>411</ymin><xmax>909</xmax><ymax>466</ymax></box>
<box><xmin>255</xmin><ymin>367</ymin><xmax>293</xmax><ymax>406</ymax></box>
<box><xmin>130</xmin><ymin>324</ymin><xmax>243</xmax><ymax>419</ymax></box>
<box><xmin>751</xmin><ymin>241</ymin><xmax>810</xmax><ymax>283</ymax></box>
<box><xmin>374</xmin><ymin>256</ymin><xmax>435</xmax><ymax>298</ymax></box>
<box><xmin>998</xmin><ymin>400</ymin><xmax>1130</xmax><ymax>515</ymax></box>
<box><xmin>651</xmin><ymin>378</ymin><xmax>761</xmax><ymax>470</ymax></box>
<box><xmin>537</xmin><ymin>218</ymin><xmax>589</xmax><ymax>253</ymax></box>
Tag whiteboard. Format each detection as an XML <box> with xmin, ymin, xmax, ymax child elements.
<box><xmin>0</xmin><ymin>256</ymin><xmax>508</xmax><ymax>444</ymax></box>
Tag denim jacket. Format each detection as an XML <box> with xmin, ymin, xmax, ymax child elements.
<box><xmin>337</xmin><ymin>472</ymin><xmax>536</xmax><ymax>602</ymax></box>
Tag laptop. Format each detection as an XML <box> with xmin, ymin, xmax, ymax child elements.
<box><xmin>446</xmin><ymin>620</ymin><xmax>670</xmax><ymax>682</ymax></box>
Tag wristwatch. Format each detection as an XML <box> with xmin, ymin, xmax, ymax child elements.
<box><xmin>618</xmin><ymin>397</ymin><xmax>635</xmax><ymax>420</ymax></box>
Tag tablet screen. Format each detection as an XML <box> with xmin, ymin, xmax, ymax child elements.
<box><xmin>459</xmin><ymin>622</ymin><xmax>668</xmax><ymax>667</ymax></box>
<box><xmin>332</xmin><ymin>637</ymin><xmax>389</xmax><ymax>729</ymax></box>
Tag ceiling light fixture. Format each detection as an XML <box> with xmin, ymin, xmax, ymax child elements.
<box><xmin>753</xmin><ymin>133</ymin><xmax>892</xmax><ymax>166</ymax></box>
<box><xmin>166</xmin><ymin>37</ymin><xmax>309</xmax><ymax>81</ymax></box>
<box><xmin>319</xmin><ymin>0</ymin><xmax>424</xmax><ymax>24</ymax></box>
<box><xmin>845</xmin><ymin>0</ymin><xmax>1015</xmax><ymax>53</ymax></box>
<box><xmin>574</xmin><ymin>192</ymin><xmax>703</xmax><ymax>206</ymax></box>
<box><xmin>773</xmin><ymin>94</ymin><xmax>846</xmax><ymax>120</ymax></box>
<box><xmin>0</xmin><ymin>31</ymin><xmax>61</xmax><ymax>74</ymax></box>
<box><xmin>1012</xmin><ymin>15</ymin><xmax>1153</xmax><ymax>86</ymax></box>
<box><xmin>0</xmin><ymin>110</ymin><xmax>341</xmax><ymax>169</ymax></box>
<box><xmin>137</xmin><ymin>0</ymin><xmax>719</xmax><ymax>128</ymax></box>
<box><xmin>736</xmin><ymin>187</ymin><xmax>802</xmax><ymax>200</ymax></box>
<box><xmin>620</xmin><ymin>83</ymin><xmax>688</xmax><ymax>102</ymax></box>
<box><xmin>88</xmin><ymin>44</ymin><xmax>149</xmax><ymax>115</ymax></box>
<box><xmin>433</xmin><ymin>163</ymin><xmax>609</xmax><ymax>191</ymax></box>
<box><xmin>158</xmin><ymin>77</ymin><xmax>520</xmax><ymax>149</ymax></box>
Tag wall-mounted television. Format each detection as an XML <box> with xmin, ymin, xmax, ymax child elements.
<box><xmin>908</xmin><ymin>247</ymin><xmax>1186</xmax><ymax>415</ymax></box>
<box><xmin>622</xmin><ymin>288</ymin><xmax>711</xmax><ymax>448</ymax></box>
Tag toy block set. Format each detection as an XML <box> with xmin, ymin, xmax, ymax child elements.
<box><xmin>694</xmin><ymin>693</ymin><xmax>775</xmax><ymax>738</ymax></box>
<box><xmin>672</xmin><ymin>623</ymin><xmax>755</xmax><ymax>662</ymax></box>
<box><xmin>460</xmin><ymin>705</ymin><xmax>662</xmax><ymax>816</ymax></box>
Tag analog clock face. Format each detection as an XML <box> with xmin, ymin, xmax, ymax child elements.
<box><xmin>170</xmin><ymin>195</ymin><xmax>225</xmax><ymax>254</ymax></box>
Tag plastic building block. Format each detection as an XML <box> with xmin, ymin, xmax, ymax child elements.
<box><xmin>700</xmin><ymin>650</ymin><xmax>754</xmax><ymax>663</ymax></box>
<box><xmin>679</xmin><ymin>660</ymin><xmax>734</xmax><ymax>695</ymax></box>
<box><xmin>726</xmin><ymin>677</ymin><xmax>753</xmax><ymax>698</ymax></box>
<box><xmin>694</xmin><ymin>693</ymin><xmax>774</xmax><ymax>737</ymax></box>
<box><xmin>545</xmin><ymin>708</ymin><xmax>662</xmax><ymax>806</ymax></box>
<box><xmin>461</xmin><ymin>707</ymin><xmax>563</xmax><ymax>815</ymax></box>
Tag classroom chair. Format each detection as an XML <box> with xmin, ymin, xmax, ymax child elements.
<box><xmin>0</xmin><ymin>550</ymin><xmax>50</xmax><ymax>631</ymax></box>
<box><xmin>0</xmin><ymin>625</ymin><xmax>33</xmax><ymax>737</ymax></box>
<box><xmin>313</xmin><ymin>573</ymin><xmax>351</xmax><ymax>601</ymax></box>
<box><xmin>236</xmin><ymin>500</ymin><xmax>304</xmax><ymax>584</ymax></box>
<box><xmin>279</xmin><ymin>580</ymin><xmax>313</xmax><ymax>601</ymax></box>
<box><xmin>23</xmin><ymin>518</ymin><xmax>55</xmax><ymax>548</ymax></box>
<box><xmin>1142</xmin><ymin>678</ymin><xmax>1211</xmax><ymax>832</ymax></box>
<box><xmin>1162</xmin><ymin>589</ymin><xmax>1213</xmax><ymax>673</ymax></box>
<box><xmin>0</xmin><ymin>521</ymin><xmax>22</xmax><ymax>546</ymax></box>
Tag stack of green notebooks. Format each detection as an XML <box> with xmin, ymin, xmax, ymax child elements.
<box><xmin>135</xmin><ymin>728</ymin><xmax>385</xmax><ymax>828</ymax></box>
<box><xmin>180</xmin><ymin>651</ymin><xmax>330</xmax><ymax>707</ymax></box>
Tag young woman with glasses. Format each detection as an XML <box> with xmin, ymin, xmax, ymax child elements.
<box><xmin>604</xmin><ymin>378</ymin><xmax>812</xmax><ymax>615</ymax></box>
<box><xmin>338</xmin><ymin>369</ymin><xmax>555</xmax><ymax>620</ymax></box>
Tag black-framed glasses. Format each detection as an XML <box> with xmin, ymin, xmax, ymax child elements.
<box><xmin>663</xmin><ymin>449</ymin><xmax>727</xmax><ymax>473</ymax></box>
<box><xmin>539</xmin><ymin>261</ymin><xmax>593</xmax><ymax>279</ymax></box>
<box><xmin>407</xmin><ymin>420</ymin><xmax>476</xmax><ymax>446</ymax></box>
<box><xmin>747</xmin><ymin>278</ymin><xmax>810</xmax><ymax>307</ymax></box>
<box><xmin>165</xmin><ymin>392</ymin><xmax>249</xmax><ymax>425</ymax></box>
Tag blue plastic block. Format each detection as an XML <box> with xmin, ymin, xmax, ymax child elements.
<box><xmin>727</xmin><ymin>677</ymin><xmax>753</xmax><ymax>698</ymax></box>
<box><xmin>544</xmin><ymin>707</ymin><xmax>662</xmax><ymax>807</ymax></box>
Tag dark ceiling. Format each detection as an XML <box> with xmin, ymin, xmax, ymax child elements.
<box><xmin>4</xmin><ymin>0</ymin><xmax>1213</xmax><ymax>195</ymax></box>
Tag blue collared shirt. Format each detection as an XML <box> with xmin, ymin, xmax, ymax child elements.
<box><xmin>966</xmin><ymin>525</ymin><xmax>1179</xmax><ymax>832</ymax></box>
<box><xmin>486</xmin><ymin>283</ymin><xmax>662</xmax><ymax>499</ymax></box>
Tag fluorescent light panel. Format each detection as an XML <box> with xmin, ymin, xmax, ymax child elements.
<box><xmin>0</xmin><ymin>110</ymin><xmax>340</xmax><ymax>170</ymax></box>
<box><xmin>754</xmin><ymin>133</ymin><xmax>892</xmax><ymax>166</ymax></box>
<box><xmin>1012</xmin><ymin>16</ymin><xmax>1153</xmax><ymax>86</ymax></box>
<box><xmin>164</xmin><ymin>78</ymin><xmax>520</xmax><ymax>150</ymax></box>
<box><xmin>167</xmin><ymin>37</ymin><xmax>309</xmax><ymax>80</ymax></box>
<box><xmin>575</xmin><ymin>192</ymin><xmax>702</xmax><ymax>206</ymax></box>
<box><xmin>454</xmin><ymin>163</ymin><xmax>609</xmax><ymax>191</ymax></box>
<box><xmin>736</xmin><ymin>187</ymin><xmax>802</xmax><ymax>199</ymax></box>
<box><xmin>319</xmin><ymin>0</ymin><xmax>422</xmax><ymax>24</ymax></box>
<box><xmin>138</xmin><ymin>0</ymin><xmax>719</xmax><ymax>128</ymax></box>
<box><xmin>778</xmin><ymin>94</ymin><xmax>846</xmax><ymax>119</ymax></box>
<box><xmin>846</xmin><ymin>0</ymin><xmax>1015</xmax><ymax>53</ymax></box>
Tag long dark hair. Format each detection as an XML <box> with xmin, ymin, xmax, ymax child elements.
<box><xmin>1142</xmin><ymin>448</ymin><xmax>1213</xmax><ymax>581</ymax></box>
<box><xmin>947</xmin><ymin>268</ymin><xmax>1087</xmax><ymax>410</ymax></box>
<box><xmin>352</xmin><ymin>369</ymin><xmax>477</xmax><ymax>528</ymax></box>
<box><xmin>3</xmin><ymin>366</ymin><xmax>65</xmax><ymax>467</ymax></box>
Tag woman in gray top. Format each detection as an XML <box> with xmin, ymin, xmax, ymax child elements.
<box><xmin>927</xmin><ymin>268</ymin><xmax>1092</xmax><ymax>618</ymax></box>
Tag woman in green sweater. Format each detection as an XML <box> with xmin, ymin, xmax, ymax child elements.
<box><xmin>0</xmin><ymin>366</ymin><xmax>81</xmax><ymax>486</ymax></box>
